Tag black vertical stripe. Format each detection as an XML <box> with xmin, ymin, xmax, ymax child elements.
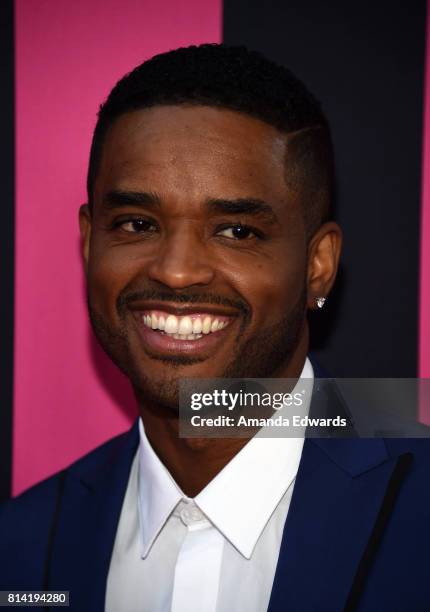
<box><xmin>344</xmin><ymin>453</ymin><xmax>413</xmax><ymax>611</ymax></box>
<box><xmin>223</xmin><ymin>0</ymin><xmax>426</xmax><ymax>376</ymax></box>
<box><xmin>0</xmin><ymin>0</ymin><xmax>14</xmax><ymax>502</ymax></box>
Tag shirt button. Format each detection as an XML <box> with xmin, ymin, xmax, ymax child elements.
<box><xmin>179</xmin><ymin>504</ymin><xmax>204</xmax><ymax>525</ymax></box>
<box><xmin>190</xmin><ymin>507</ymin><xmax>203</xmax><ymax>521</ymax></box>
<box><xmin>180</xmin><ymin>508</ymin><xmax>190</xmax><ymax>524</ymax></box>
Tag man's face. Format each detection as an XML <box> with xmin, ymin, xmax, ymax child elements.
<box><xmin>81</xmin><ymin>105</ymin><xmax>312</xmax><ymax>407</ymax></box>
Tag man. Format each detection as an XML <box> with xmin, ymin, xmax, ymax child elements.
<box><xmin>1</xmin><ymin>44</ymin><xmax>430</xmax><ymax>611</ymax></box>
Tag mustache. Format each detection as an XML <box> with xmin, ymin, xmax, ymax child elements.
<box><xmin>117</xmin><ymin>288</ymin><xmax>250</xmax><ymax>316</ymax></box>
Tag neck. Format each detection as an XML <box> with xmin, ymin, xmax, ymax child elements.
<box><xmin>138</xmin><ymin>329</ymin><xmax>309</xmax><ymax>497</ymax></box>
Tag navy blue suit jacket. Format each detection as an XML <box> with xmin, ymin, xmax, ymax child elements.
<box><xmin>2</xmin><ymin>398</ymin><xmax>430</xmax><ymax>610</ymax></box>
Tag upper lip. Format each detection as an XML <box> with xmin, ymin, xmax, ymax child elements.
<box><xmin>127</xmin><ymin>301</ymin><xmax>240</xmax><ymax>318</ymax></box>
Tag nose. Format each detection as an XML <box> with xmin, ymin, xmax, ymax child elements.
<box><xmin>146</xmin><ymin>227</ymin><xmax>215</xmax><ymax>289</ymax></box>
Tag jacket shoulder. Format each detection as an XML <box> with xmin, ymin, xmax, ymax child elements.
<box><xmin>1</xmin><ymin>426</ymin><xmax>133</xmax><ymax>512</ymax></box>
<box><xmin>0</xmin><ymin>426</ymin><xmax>134</xmax><ymax>589</ymax></box>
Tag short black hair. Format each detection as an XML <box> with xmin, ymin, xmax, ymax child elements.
<box><xmin>87</xmin><ymin>43</ymin><xmax>334</xmax><ymax>236</ymax></box>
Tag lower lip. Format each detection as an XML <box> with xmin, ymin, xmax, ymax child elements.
<box><xmin>134</xmin><ymin>319</ymin><xmax>234</xmax><ymax>355</ymax></box>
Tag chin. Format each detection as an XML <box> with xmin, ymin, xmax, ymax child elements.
<box><xmin>129</xmin><ymin>356</ymin><xmax>224</xmax><ymax>411</ymax></box>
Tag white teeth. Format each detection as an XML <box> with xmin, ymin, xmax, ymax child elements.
<box><xmin>178</xmin><ymin>316</ymin><xmax>193</xmax><ymax>335</ymax></box>
<box><xmin>169</xmin><ymin>332</ymin><xmax>203</xmax><ymax>341</ymax></box>
<box><xmin>202</xmin><ymin>316</ymin><xmax>212</xmax><ymax>334</ymax></box>
<box><xmin>192</xmin><ymin>318</ymin><xmax>202</xmax><ymax>334</ymax></box>
<box><xmin>143</xmin><ymin>312</ymin><xmax>229</xmax><ymax>335</ymax></box>
<box><xmin>165</xmin><ymin>315</ymin><xmax>178</xmax><ymax>334</ymax></box>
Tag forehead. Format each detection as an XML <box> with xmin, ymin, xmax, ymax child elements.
<box><xmin>94</xmin><ymin>105</ymin><xmax>295</xmax><ymax>209</ymax></box>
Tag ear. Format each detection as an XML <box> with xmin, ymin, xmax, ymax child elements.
<box><xmin>79</xmin><ymin>204</ymin><xmax>92</xmax><ymax>275</ymax></box>
<box><xmin>306</xmin><ymin>222</ymin><xmax>342</xmax><ymax>310</ymax></box>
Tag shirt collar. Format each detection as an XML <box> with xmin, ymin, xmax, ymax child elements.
<box><xmin>138</xmin><ymin>418</ymin><xmax>184</xmax><ymax>558</ymax></box>
<box><xmin>138</xmin><ymin>358</ymin><xmax>313</xmax><ymax>559</ymax></box>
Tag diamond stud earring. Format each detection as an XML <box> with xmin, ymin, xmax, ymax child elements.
<box><xmin>316</xmin><ymin>297</ymin><xmax>326</xmax><ymax>309</ymax></box>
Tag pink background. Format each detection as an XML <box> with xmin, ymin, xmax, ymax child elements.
<box><xmin>420</xmin><ymin>9</ymin><xmax>430</xmax><ymax>382</ymax></box>
<box><xmin>14</xmin><ymin>0</ymin><xmax>222</xmax><ymax>495</ymax></box>
<box><xmin>418</xmin><ymin>8</ymin><xmax>430</xmax><ymax>423</ymax></box>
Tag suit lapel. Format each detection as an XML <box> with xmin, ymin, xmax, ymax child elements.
<box><xmin>47</xmin><ymin>420</ymin><xmax>140</xmax><ymax>612</ymax></box>
<box><xmin>268</xmin><ymin>437</ymin><xmax>412</xmax><ymax>612</ymax></box>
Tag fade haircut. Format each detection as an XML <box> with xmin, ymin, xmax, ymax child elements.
<box><xmin>87</xmin><ymin>44</ymin><xmax>335</xmax><ymax>237</ymax></box>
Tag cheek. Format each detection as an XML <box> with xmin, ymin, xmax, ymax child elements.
<box><xmin>87</xmin><ymin>242</ymin><xmax>138</xmax><ymax>319</ymax></box>
<box><xmin>224</xmin><ymin>249</ymin><xmax>307</xmax><ymax>323</ymax></box>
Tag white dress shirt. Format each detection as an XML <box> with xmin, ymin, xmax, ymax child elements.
<box><xmin>106</xmin><ymin>358</ymin><xmax>314</xmax><ymax>612</ymax></box>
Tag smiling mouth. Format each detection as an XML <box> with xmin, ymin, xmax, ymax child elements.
<box><xmin>141</xmin><ymin>310</ymin><xmax>231</xmax><ymax>341</ymax></box>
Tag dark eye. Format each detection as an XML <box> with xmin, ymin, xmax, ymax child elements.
<box><xmin>117</xmin><ymin>218</ymin><xmax>157</xmax><ymax>233</ymax></box>
<box><xmin>217</xmin><ymin>224</ymin><xmax>256</xmax><ymax>240</ymax></box>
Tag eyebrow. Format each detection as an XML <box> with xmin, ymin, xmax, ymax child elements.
<box><xmin>102</xmin><ymin>190</ymin><xmax>161</xmax><ymax>209</ymax></box>
<box><xmin>206</xmin><ymin>198</ymin><xmax>278</xmax><ymax>223</ymax></box>
<box><xmin>102</xmin><ymin>190</ymin><xmax>278</xmax><ymax>223</ymax></box>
